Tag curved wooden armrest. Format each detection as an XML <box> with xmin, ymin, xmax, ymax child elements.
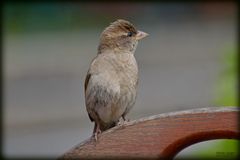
<box><xmin>60</xmin><ymin>107</ymin><xmax>239</xmax><ymax>159</ymax></box>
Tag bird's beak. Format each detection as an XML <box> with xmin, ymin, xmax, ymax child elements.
<box><xmin>136</xmin><ymin>30</ymin><xmax>148</xmax><ymax>40</ymax></box>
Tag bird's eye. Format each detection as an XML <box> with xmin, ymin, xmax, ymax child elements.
<box><xmin>127</xmin><ymin>32</ymin><xmax>133</xmax><ymax>37</ymax></box>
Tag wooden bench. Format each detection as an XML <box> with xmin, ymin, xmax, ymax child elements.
<box><xmin>60</xmin><ymin>107</ymin><xmax>239</xmax><ymax>159</ymax></box>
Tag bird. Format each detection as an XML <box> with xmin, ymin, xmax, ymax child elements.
<box><xmin>84</xmin><ymin>19</ymin><xmax>148</xmax><ymax>140</ymax></box>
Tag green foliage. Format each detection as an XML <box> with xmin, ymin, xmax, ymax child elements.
<box><xmin>194</xmin><ymin>47</ymin><xmax>239</xmax><ymax>159</ymax></box>
<box><xmin>3</xmin><ymin>3</ymin><xmax>112</xmax><ymax>34</ymax></box>
<box><xmin>193</xmin><ymin>140</ymin><xmax>239</xmax><ymax>159</ymax></box>
<box><xmin>214</xmin><ymin>47</ymin><xmax>237</xmax><ymax>106</ymax></box>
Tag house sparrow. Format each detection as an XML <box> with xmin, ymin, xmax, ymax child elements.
<box><xmin>84</xmin><ymin>19</ymin><xmax>148</xmax><ymax>140</ymax></box>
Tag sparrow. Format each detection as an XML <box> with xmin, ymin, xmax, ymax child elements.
<box><xmin>84</xmin><ymin>19</ymin><xmax>148</xmax><ymax>140</ymax></box>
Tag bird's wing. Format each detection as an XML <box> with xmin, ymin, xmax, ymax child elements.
<box><xmin>84</xmin><ymin>54</ymin><xmax>122</xmax><ymax>124</ymax></box>
<box><xmin>84</xmin><ymin>72</ymin><xmax>121</xmax><ymax>124</ymax></box>
<box><xmin>84</xmin><ymin>73</ymin><xmax>94</xmax><ymax>122</ymax></box>
<box><xmin>84</xmin><ymin>73</ymin><xmax>91</xmax><ymax>94</ymax></box>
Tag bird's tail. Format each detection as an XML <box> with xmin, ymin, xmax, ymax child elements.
<box><xmin>100</xmin><ymin>121</ymin><xmax>118</xmax><ymax>131</ymax></box>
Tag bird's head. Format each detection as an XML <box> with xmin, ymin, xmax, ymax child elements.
<box><xmin>98</xmin><ymin>19</ymin><xmax>148</xmax><ymax>54</ymax></box>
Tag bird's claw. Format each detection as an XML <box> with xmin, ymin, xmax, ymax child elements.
<box><xmin>118</xmin><ymin>117</ymin><xmax>130</xmax><ymax>127</ymax></box>
<box><xmin>93</xmin><ymin>129</ymin><xmax>101</xmax><ymax>141</ymax></box>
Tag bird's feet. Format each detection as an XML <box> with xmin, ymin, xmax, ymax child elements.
<box><xmin>93</xmin><ymin>129</ymin><xmax>101</xmax><ymax>141</ymax></box>
<box><xmin>117</xmin><ymin>116</ymin><xmax>130</xmax><ymax>127</ymax></box>
<box><xmin>92</xmin><ymin>122</ymin><xmax>101</xmax><ymax>141</ymax></box>
<box><xmin>123</xmin><ymin>116</ymin><xmax>130</xmax><ymax>122</ymax></box>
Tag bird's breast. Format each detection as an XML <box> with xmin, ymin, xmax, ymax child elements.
<box><xmin>113</xmin><ymin>54</ymin><xmax>139</xmax><ymax>115</ymax></box>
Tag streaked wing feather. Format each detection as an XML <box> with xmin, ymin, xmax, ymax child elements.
<box><xmin>84</xmin><ymin>73</ymin><xmax>94</xmax><ymax>122</ymax></box>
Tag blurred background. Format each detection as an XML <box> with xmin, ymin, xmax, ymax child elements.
<box><xmin>3</xmin><ymin>2</ymin><xmax>238</xmax><ymax>159</ymax></box>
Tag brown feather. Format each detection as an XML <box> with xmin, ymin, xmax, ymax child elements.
<box><xmin>109</xmin><ymin>19</ymin><xmax>137</xmax><ymax>34</ymax></box>
<box><xmin>84</xmin><ymin>73</ymin><xmax>94</xmax><ymax>122</ymax></box>
<box><xmin>84</xmin><ymin>73</ymin><xmax>91</xmax><ymax>93</ymax></box>
<box><xmin>98</xmin><ymin>19</ymin><xmax>138</xmax><ymax>54</ymax></box>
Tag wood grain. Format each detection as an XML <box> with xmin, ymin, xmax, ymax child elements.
<box><xmin>60</xmin><ymin>107</ymin><xmax>239</xmax><ymax>160</ymax></box>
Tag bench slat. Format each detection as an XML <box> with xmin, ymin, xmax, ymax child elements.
<box><xmin>60</xmin><ymin>107</ymin><xmax>239</xmax><ymax>159</ymax></box>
